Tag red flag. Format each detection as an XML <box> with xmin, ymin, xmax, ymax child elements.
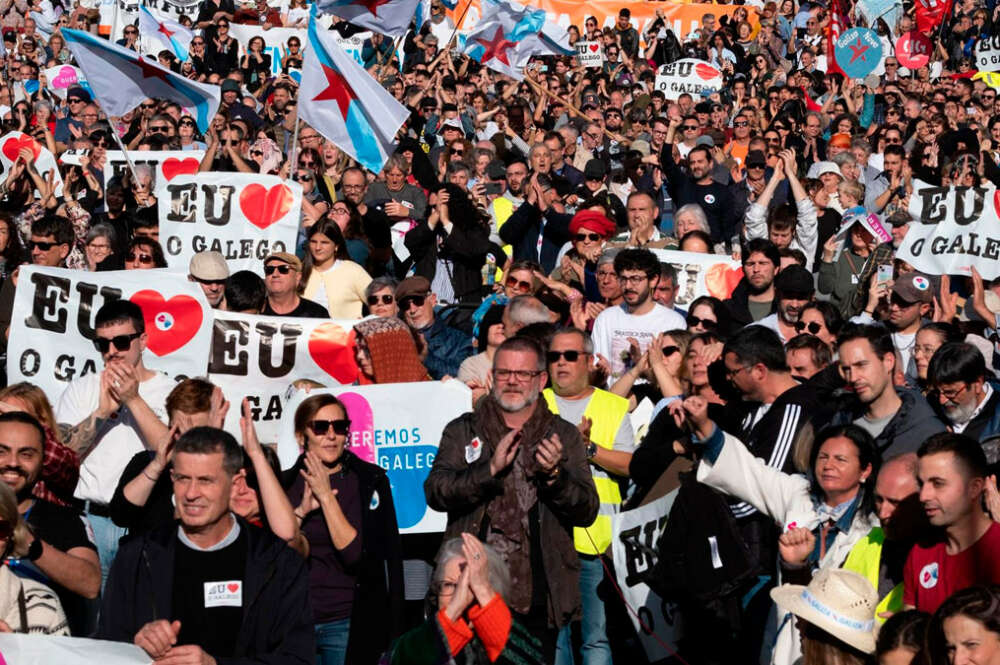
<box><xmin>826</xmin><ymin>0</ymin><xmax>846</xmax><ymax>76</ymax></box>
<box><xmin>915</xmin><ymin>0</ymin><xmax>953</xmax><ymax>33</ymax></box>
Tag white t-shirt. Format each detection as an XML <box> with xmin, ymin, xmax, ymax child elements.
<box><xmin>56</xmin><ymin>370</ymin><xmax>176</xmax><ymax>505</ymax></box>
<box><xmin>592</xmin><ymin>303</ymin><xmax>687</xmax><ymax>384</ymax></box>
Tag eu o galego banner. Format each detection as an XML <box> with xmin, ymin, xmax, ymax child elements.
<box><xmin>207</xmin><ymin>311</ymin><xmax>361</xmax><ymax>444</ymax></box>
<box><xmin>6</xmin><ymin>266</ymin><xmax>213</xmax><ymax>404</ymax></box>
<box><xmin>650</xmin><ymin>249</ymin><xmax>742</xmax><ymax>306</ymax></box>
<box><xmin>102</xmin><ymin>150</ymin><xmax>205</xmax><ymax>190</ymax></box>
<box><xmin>158</xmin><ymin>172</ymin><xmax>302</xmax><ymax>275</ymax></box>
<box><xmin>276</xmin><ymin>381</ymin><xmax>472</xmax><ymax>534</ymax></box>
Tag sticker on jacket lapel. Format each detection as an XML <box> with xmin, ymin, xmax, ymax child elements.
<box><xmin>370</xmin><ymin>490</ymin><xmax>380</xmax><ymax>510</ymax></box>
<box><xmin>919</xmin><ymin>563</ymin><xmax>939</xmax><ymax>589</ymax></box>
<box><xmin>205</xmin><ymin>581</ymin><xmax>243</xmax><ymax>608</ymax></box>
<box><xmin>466</xmin><ymin>437</ymin><xmax>483</xmax><ymax>463</ymax></box>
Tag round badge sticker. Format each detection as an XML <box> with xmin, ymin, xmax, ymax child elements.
<box><xmin>919</xmin><ymin>562</ymin><xmax>939</xmax><ymax>589</ymax></box>
<box><xmin>912</xmin><ymin>276</ymin><xmax>930</xmax><ymax>291</ymax></box>
<box><xmin>704</xmin><ymin>194</ymin><xmax>716</xmax><ymax>205</ymax></box>
<box><xmin>155</xmin><ymin>312</ymin><xmax>175</xmax><ymax>331</ymax></box>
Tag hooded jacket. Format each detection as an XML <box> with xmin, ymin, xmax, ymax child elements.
<box><xmin>829</xmin><ymin>388</ymin><xmax>947</xmax><ymax>458</ymax></box>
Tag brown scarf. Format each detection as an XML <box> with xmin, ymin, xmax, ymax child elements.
<box><xmin>473</xmin><ymin>394</ymin><xmax>555</xmax><ymax>614</ymax></box>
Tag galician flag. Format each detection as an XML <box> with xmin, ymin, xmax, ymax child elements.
<box><xmin>138</xmin><ymin>5</ymin><xmax>195</xmax><ymax>62</ymax></box>
<box><xmin>298</xmin><ymin>6</ymin><xmax>409</xmax><ymax>174</ymax></box>
<box><xmin>62</xmin><ymin>28</ymin><xmax>220</xmax><ymax>132</ymax></box>
<box><xmin>314</xmin><ymin>0</ymin><xmax>419</xmax><ymax>36</ymax></box>
<box><xmin>464</xmin><ymin>0</ymin><xmax>573</xmax><ymax>80</ymax></box>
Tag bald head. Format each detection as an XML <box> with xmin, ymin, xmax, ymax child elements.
<box><xmin>875</xmin><ymin>453</ymin><xmax>921</xmax><ymax>540</ymax></box>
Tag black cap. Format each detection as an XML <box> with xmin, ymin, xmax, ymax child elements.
<box><xmin>694</xmin><ymin>101</ymin><xmax>712</xmax><ymax>114</ymax></box>
<box><xmin>775</xmin><ymin>265</ymin><xmax>815</xmax><ymax>298</ymax></box>
<box><xmin>745</xmin><ymin>150</ymin><xmax>767</xmax><ymax>168</ymax></box>
<box><xmin>619</xmin><ymin>7</ymin><xmax>630</xmax><ymax>17</ymax></box>
<box><xmin>584</xmin><ymin>159</ymin><xmax>607</xmax><ymax>181</ymax></box>
<box><xmin>486</xmin><ymin>159</ymin><xmax>507</xmax><ymax>180</ymax></box>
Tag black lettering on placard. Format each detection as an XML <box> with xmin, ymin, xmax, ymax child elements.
<box><xmin>166</xmin><ymin>235</ymin><xmax>183</xmax><ymax>255</ymax></box>
<box><xmin>261</xmin><ymin>394</ymin><xmax>283</xmax><ymax>421</ymax></box>
<box><xmin>931</xmin><ymin>237</ymin><xmax>947</xmax><ymax>254</ymax></box>
<box><xmin>256</xmin><ymin>322</ymin><xmax>301</xmax><ymax>378</ymax></box>
<box><xmin>916</xmin><ymin>187</ymin><xmax>949</xmax><ymax>224</ymax></box>
<box><xmin>166</xmin><ymin>183</ymin><xmax>198</xmax><ymax>222</ymax></box>
<box><xmin>953</xmin><ymin>187</ymin><xmax>986</xmax><ymax>225</ymax></box>
<box><xmin>76</xmin><ymin>283</ymin><xmax>122</xmax><ymax>340</ymax></box>
<box><xmin>55</xmin><ymin>354</ymin><xmax>98</xmax><ymax>381</ymax></box>
<box><xmin>208</xmin><ymin>318</ymin><xmax>250</xmax><ymax>375</ymax></box>
<box><xmin>202</xmin><ymin>184</ymin><xmax>235</xmax><ymax>226</ymax></box>
<box><xmin>18</xmin><ymin>349</ymin><xmax>39</xmax><ymax>376</ymax></box>
<box><xmin>986</xmin><ymin>237</ymin><xmax>1000</xmax><ymax>260</ymax></box>
<box><xmin>24</xmin><ymin>272</ymin><xmax>70</xmax><ymax>332</ymax></box>
<box><xmin>108</xmin><ymin>160</ymin><xmax>160</xmax><ymax>184</ymax></box>
<box><xmin>910</xmin><ymin>238</ymin><xmax>925</xmax><ymax>256</ymax></box>
<box><xmin>190</xmin><ymin>237</ymin><xmax>287</xmax><ymax>260</ymax></box>
<box><xmin>244</xmin><ymin>394</ymin><xmax>262</xmax><ymax>420</ymax></box>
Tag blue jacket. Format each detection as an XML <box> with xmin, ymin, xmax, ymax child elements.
<box><xmin>421</xmin><ymin>316</ymin><xmax>473</xmax><ymax>380</ymax></box>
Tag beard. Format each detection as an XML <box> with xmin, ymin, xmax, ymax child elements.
<box><xmin>943</xmin><ymin>399</ymin><xmax>979</xmax><ymax>425</ymax></box>
<box><xmin>496</xmin><ymin>385</ymin><xmax>540</xmax><ymax>412</ymax></box>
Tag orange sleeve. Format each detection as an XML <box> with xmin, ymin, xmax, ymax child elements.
<box><xmin>467</xmin><ymin>595</ymin><xmax>512</xmax><ymax>662</ymax></box>
<box><xmin>437</xmin><ymin>609</ymin><xmax>474</xmax><ymax>657</ymax></box>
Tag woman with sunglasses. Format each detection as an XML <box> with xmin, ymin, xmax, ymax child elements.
<box><xmin>301</xmin><ymin>218</ymin><xmax>371</xmax><ymax>319</ymax></box>
<box><xmin>686</xmin><ymin>296</ymin><xmax>730</xmax><ymax>336</ymax></box>
<box><xmin>611</xmin><ymin>329</ymin><xmax>692</xmax><ymax>408</ymax></box>
<box><xmin>124</xmin><ymin>237</ymin><xmax>166</xmax><ymax>270</ymax></box>
<box><xmin>0</xmin><ymin>480</ymin><xmax>69</xmax><ymax>635</ymax></box>
<box><xmin>796</xmin><ymin>301</ymin><xmax>842</xmax><ymax>350</ymax></box>
<box><xmin>284</xmin><ymin>0</ymin><xmax>309</xmax><ymax>27</ymax></box>
<box><xmin>177</xmin><ymin>115</ymin><xmax>206</xmax><ymax>150</ymax></box>
<box><xmin>285</xmin><ymin>392</ymin><xmax>404</xmax><ymax>665</ymax></box>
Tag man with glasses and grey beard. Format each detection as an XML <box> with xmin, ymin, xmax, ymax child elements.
<box><xmin>426</xmin><ymin>335</ymin><xmax>598</xmax><ymax>662</ymax></box>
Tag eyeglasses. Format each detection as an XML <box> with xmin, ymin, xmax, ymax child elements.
<box><xmin>124</xmin><ymin>29</ymin><xmax>137</xmax><ymax>35</ymax></box>
<box><xmin>217</xmin><ymin>22</ymin><xmax>229</xmax><ymax>28</ymax></box>
<box><xmin>937</xmin><ymin>384</ymin><xmax>969</xmax><ymax>402</ymax></box>
<box><xmin>889</xmin><ymin>293</ymin><xmax>917</xmax><ymax>308</ymax></box>
<box><xmin>885</xmin><ymin>137</ymin><xmax>902</xmax><ymax>144</ymax></box>
<box><xmin>308</xmin><ymin>419</ymin><xmax>351</xmax><ymax>436</ymax></box>
<box><xmin>250</xmin><ymin>150</ymin><xmax>263</xmax><ymax>157</ymax></box>
<box><xmin>794</xmin><ymin>321</ymin><xmax>823</xmax><ymax>335</ymax></box>
<box><xmin>661</xmin><ymin>345</ymin><xmax>680</xmax><ymax>357</ymax></box>
<box><xmin>399</xmin><ymin>295</ymin><xmax>426</xmax><ymax>309</ymax></box>
<box><xmin>886</xmin><ymin>62</ymin><xmax>899</xmax><ymax>67</ymax></box>
<box><xmin>493</xmin><ymin>368</ymin><xmax>543</xmax><ymax>382</ymax></box>
<box><xmin>127</xmin><ymin>252</ymin><xmax>153</xmax><ymax>264</ymax></box>
<box><xmin>546</xmin><ymin>350</ymin><xmax>585</xmax><ymax>363</ymax></box>
<box><xmin>264</xmin><ymin>264</ymin><xmax>293</xmax><ymax>275</ymax></box>
<box><xmin>149</xmin><ymin>125</ymin><xmax>170</xmax><ymax>133</ymax></box>
<box><xmin>300</xmin><ymin>160</ymin><xmax>316</xmax><ymax>168</ymax></box>
<box><xmin>141</xmin><ymin>103</ymin><xmax>156</xmax><ymax>109</ymax></box>
<box><xmin>687</xmin><ymin>315</ymin><xmax>717</xmax><ymax>330</ymax></box>
<box><xmin>367</xmin><ymin>294</ymin><xmax>394</xmax><ymax>306</ymax></box>
<box><xmin>93</xmin><ymin>332</ymin><xmax>142</xmax><ymax>353</ymax></box>
<box><xmin>505</xmin><ymin>276</ymin><xmax>532</xmax><ymax>291</ymax></box>
<box><xmin>67</xmin><ymin>97</ymin><xmax>83</xmax><ymax>104</ymax></box>
<box><xmin>574</xmin><ymin>232</ymin><xmax>601</xmax><ymax>243</ymax></box>
<box><xmin>618</xmin><ymin>274</ymin><xmax>648</xmax><ymax>284</ymax></box>
<box><xmin>29</xmin><ymin>240</ymin><xmax>61</xmax><ymax>251</ymax></box>
<box><xmin>733</xmin><ymin>121</ymin><xmax>749</xmax><ymax>128</ymax></box>
<box><xmin>725</xmin><ymin>364</ymin><xmax>751</xmax><ymax>380</ymax></box>
<box><xmin>449</xmin><ymin>149</ymin><xmax>464</xmax><ymax>156</ymax></box>
<box><xmin>293</xmin><ymin>173</ymin><xmax>313</xmax><ymax>182</ymax></box>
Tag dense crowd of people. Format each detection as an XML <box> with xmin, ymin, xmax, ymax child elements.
<box><xmin>0</xmin><ymin>0</ymin><xmax>999</xmax><ymax>664</ymax></box>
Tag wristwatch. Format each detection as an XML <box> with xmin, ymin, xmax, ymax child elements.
<box><xmin>585</xmin><ymin>442</ymin><xmax>598</xmax><ymax>460</ymax></box>
<box><xmin>25</xmin><ymin>538</ymin><xmax>42</xmax><ymax>562</ymax></box>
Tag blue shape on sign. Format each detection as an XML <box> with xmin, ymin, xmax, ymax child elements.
<box><xmin>380</xmin><ymin>445</ymin><xmax>437</xmax><ymax>529</ymax></box>
<box><xmin>835</xmin><ymin>27</ymin><xmax>883</xmax><ymax>79</ymax></box>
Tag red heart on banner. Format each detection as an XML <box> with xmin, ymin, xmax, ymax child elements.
<box><xmin>227</xmin><ymin>583</ymin><xmax>239</xmax><ymax>593</ymax></box>
<box><xmin>161</xmin><ymin>157</ymin><xmax>200</xmax><ymax>181</ymax></box>
<box><xmin>704</xmin><ymin>263</ymin><xmax>744</xmax><ymax>299</ymax></box>
<box><xmin>589</xmin><ymin>43</ymin><xmax>599</xmax><ymax>52</ymax></box>
<box><xmin>307</xmin><ymin>323</ymin><xmax>358</xmax><ymax>384</ymax></box>
<box><xmin>994</xmin><ymin>190</ymin><xmax>1000</xmax><ymax>219</ymax></box>
<box><xmin>2</xmin><ymin>135</ymin><xmax>40</xmax><ymax>162</ymax></box>
<box><xmin>239</xmin><ymin>184</ymin><xmax>294</xmax><ymax>230</ymax></box>
<box><xmin>129</xmin><ymin>290</ymin><xmax>203</xmax><ymax>357</ymax></box>
<box><xmin>695</xmin><ymin>63</ymin><xmax>720</xmax><ymax>81</ymax></box>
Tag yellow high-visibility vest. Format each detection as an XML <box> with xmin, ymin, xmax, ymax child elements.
<box><xmin>543</xmin><ymin>388</ymin><xmax>630</xmax><ymax>555</ymax></box>
<box><xmin>843</xmin><ymin>527</ymin><xmax>903</xmax><ymax>623</ymax></box>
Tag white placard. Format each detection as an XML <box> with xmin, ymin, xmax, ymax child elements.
<box><xmin>0</xmin><ymin>633</ymin><xmax>149</xmax><ymax>665</ymax></box>
<box><xmin>649</xmin><ymin>248</ymin><xmax>743</xmax><ymax>306</ymax></box>
<box><xmin>101</xmin><ymin>149</ymin><xmax>205</xmax><ymax>190</ymax></box>
<box><xmin>575</xmin><ymin>41</ymin><xmax>603</xmax><ymax>68</ymax></box>
<box><xmin>977</xmin><ymin>36</ymin><xmax>1000</xmax><ymax>73</ymax></box>
<box><xmin>654</xmin><ymin>59</ymin><xmax>723</xmax><ymax>100</ymax></box>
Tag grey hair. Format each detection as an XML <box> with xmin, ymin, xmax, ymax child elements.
<box><xmin>133</xmin><ymin>163</ymin><xmax>155</xmax><ymax>183</ymax></box>
<box><xmin>529</xmin><ymin>142</ymin><xmax>550</xmax><ymax>159</ymax></box>
<box><xmin>365</xmin><ymin>276</ymin><xmax>398</xmax><ymax>301</ymax></box>
<box><xmin>33</xmin><ymin>99</ymin><xmax>53</xmax><ymax>114</ymax></box>
<box><xmin>550</xmin><ymin>327</ymin><xmax>595</xmax><ymax>355</ymax></box>
<box><xmin>383</xmin><ymin>153</ymin><xmax>410</xmax><ymax>175</ymax></box>
<box><xmin>674</xmin><ymin>204</ymin><xmax>710</xmax><ymax>234</ymax></box>
<box><xmin>851</xmin><ymin>137</ymin><xmax>872</xmax><ymax>156</ymax></box>
<box><xmin>831</xmin><ymin>151</ymin><xmax>856</xmax><ymax>168</ymax></box>
<box><xmin>597</xmin><ymin>248</ymin><xmax>621</xmax><ymax>267</ymax></box>
<box><xmin>432</xmin><ymin>537</ymin><xmax>511</xmax><ymax>604</ymax></box>
<box><xmin>86</xmin><ymin>222</ymin><xmax>118</xmax><ymax>247</ymax></box>
<box><xmin>507</xmin><ymin>295</ymin><xmax>551</xmax><ymax>328</ymax></box>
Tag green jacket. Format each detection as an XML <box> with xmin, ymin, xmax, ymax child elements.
<box><xmin>378</xmin><ymin>614</ymin><xmax>544</xmax><ymax>665</ymax></box>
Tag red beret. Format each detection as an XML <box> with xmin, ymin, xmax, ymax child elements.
<box><xmin>569</xmin><ymin>210</ymin><xmax>616</xmax><ymax>238</ymax></box>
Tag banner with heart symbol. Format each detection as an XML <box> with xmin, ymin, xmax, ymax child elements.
<box><xmin>42</xmin><ymin>65</ymin><xmax>94</xmax><ymax>100</ymax></box>
<box><xmin>275</xmin><ymin>381</ymin><xmax>472</xmax><ymax>534</ymax></box>
<box><xmin>654</xmin><ymin>59</ymin><xmax>723</xmax><ymax>101</ymax></box>
<box><xmin>6</xmin><ymin>266</ymin><xmax>213</xmax><ymax>405</ymax></box>
<box><xmin>650</xmin><ymin>249</ymin><xmax>742</xmax><ymax>305</ymax></box>
<box><xmin>101</xmin><ymin>150</ymin><xmax>205</xmax><ymax>192</ymax></box>
<box><xmin>575</xmin><ymin>41</ymin><xmax>603</xmax><ymax>68</ymax></box>
<box><xmin>207</xmin><ymin>311</ymin><xmax>362</xmax><ymax>443</ymax></box>
<box><xmin>0</xmin><ymin>131</ymin><xmax>65</xmax><ymax>199</ymax></box>
<box><xmin>896</xmin><ymin>183</ymin><xmax>1000</xmax><ymax>279</ymax></box>
<box><xmin>157</xmin><ymin>172</ymin><xmax>302</xmax><ymax>274</ymax></box>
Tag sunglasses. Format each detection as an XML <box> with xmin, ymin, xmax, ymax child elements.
<box><xmin>687</xmin><ymin>315</ymin><xmax>718</xmax><ymax>330</ymax></box>
<box><xmin>449</xmin><ymin>149</ymin><xmax>464</xmax><ymax>156</ymax></box>
<box><xmin>575</xmin><ymin>232</ymin><xmax>602</xmax><ymax>243</ymax></box>
<box><xmin>662</xmin><ymin>345</ymin><xmax>680</xmax><ymax>357</ymax></box>
<box><xmin>505</xmin><ymin>277</ymin><xmax>532</xmax><ymax>291</ymax></box>
<box><xmin>29</xmin><ymin>240</ymin><xmax>61</xmax><ymax>251</ymax></box>
<box><xmin>399</xmin><ymin>295</ymin><xmax>426</xmax><ymax>309</ymax></box>
<box><xmin>67</xmin><ymin>97</ymin><xmax>83</xmax><ymax>104</ymax></box>
<box><xmin>546</xmin><ymin>349</ymin><xmax>585</xmax><ymax>363</ymax></box>
<box><xmin>367</xmin><ymin>294</ymin><xmax>394</xmax><ymax>306</ymax></box>
<box><xmin>149</xmin><ymin>126</ymin><xmax>170</xmax><ymax>133</ymax></box>
<box><xmin>93</xmin><ymin>332</ymin><xmax>142</xmax><ymax>353</ymax></box>
<box><xmin>293</xmin><ymin>173</ymin><xmax>313</xmax><ymax>182</ymax></box>
<box><xmin>250</xmin><ymin>150</ymin><xmax>263</xmax><ymax>157</ymax></box>
<box><xmin>733</xmin><ymin>121</ymin><xmax>749</xmax><ymax>128</ymax></box>
<box><xmin>127</xmin><ymin>252</ymin><xmax>153</xmax><ymax>264</ymax></box>
<box><xmin>308</xmin><ymin>419</ymin><xmax>351</xmax><ymax>436</ymax></box>
<box><xmin>794</xmin><ymin>321</ymin><xmax>823</xmax><ymax>334</ymax></box>
<box><xmin>683</xmin><ymin>125</ymin><xmax>699</xmax><ymax>130</ymax></box>
<box><xmin>141</xmin><ymin>103</ymin><xmax>156</xmax><ymax>109</ymax></box>
<box><xmin>264</xmin><ymin>264</ymin><xmax>293</xmax><ymax>275</ymax></box>
<box><xmin>300</xmin><ymin>160</ymin><xmax>316</xmax><ymax>167</ymax></box>
<box><xmin>180</xmin><ymin>120</ymin><xmax>196</xmax><ymax>127</ymax></box>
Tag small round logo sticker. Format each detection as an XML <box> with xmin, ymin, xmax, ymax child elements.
<box><xmin>155</xmin><ymin>312</ymin><xmax>175</xmax><ymax>331</ymax></box>
<box><xmin>913</xmin><ymin>276</ymin><xmax>930</xmax><ymax>291</ymax></box>
<box><xmin>370</xmin><ymin>490</ymin><xmax>380</xmax><ymax>510</ymax></box>
<box><xmin>919</xmin><ymin>562</ymin><xmax>939</xmax><ymax>589</ymax></box>
<box><xmin>704</xmin><ymin>194</ymin><xmax>716</xmax><ymax>205</ymax></box>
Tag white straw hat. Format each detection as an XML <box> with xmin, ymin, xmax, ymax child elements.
<box><xmin>770</xmin><ymin>568</ymin><xmax>878</xmax><ymax>654</ymax></box>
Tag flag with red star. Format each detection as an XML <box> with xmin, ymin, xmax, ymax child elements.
<box><xmin>139</xmin><ymin>5</ymin><xmax>194</xmax><ymax>63</ymax></box>
<box><xmin>315</xmin><ymin>0</ymin><xmax>419</xmax><ymax>36</ymax></box>
<box><xmin>463</xmin><ymin>0</ymin><xmax>573</xmax><ymax>79</ymax></box>
<box><xmin>298</xmin><ymin>6</ymin><xmax>409</xmax><ymax>173</ymax></box>
<box><xmin>62</xmin><ymin>28</ymin><xmax>220</xmax><ymax>132</ymax></box>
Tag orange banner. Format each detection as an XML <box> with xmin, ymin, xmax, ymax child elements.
<box><xmin>537</xmin><ymin>0</ymin><xmax>758</xmax><ymax>38</ymax></box>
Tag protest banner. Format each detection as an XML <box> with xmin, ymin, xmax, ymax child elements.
<box><xmin>650</xmin><ymin>249</ymin><xmax>743</xmax><ymax>306</ymax></box>
<box><xmin>0</xmin><ymin>633</ymin><xmax>149</xmax><ymax>665</ymax></box>
<box><xmin>977</xmin><ymin>36</ymin><xmax>1000</xmax><ymax>73</ymax></box>
<box><xmin>229</xmin><ymin>24</ymin><xmax>311</xmax><ymax>75</ymax></box>
<box><xmin>42</xmin><ymin>65</ymin><xmax>93</xmax><ymax>100</ymax></box>
<box><xmin>157</xmin><ymin>172</ymin><xmax>302</xmax><ymax>274</ymax></box>
<box><xmin>0</xmin><ymin>131</ymin><xmax>64</xmax><ymax>198</ymax></box>
<box><xmin>897</xmin><ymin>185</ymin><xmax>1000</xmax><ymax>279</ymax></box>
<box><xmin>654</xmin><ymin>59</ymin><xmax>723</xmax><ymax>100</ymax></box>
<box><xmin>537</xmin><ymin>0</ymin><xmax>758</xmax><ymax>38</ymax></box>
<box><xmin>611</xmin><ymin>492</ymin><xmax>681</xmax><ymax>662</ymax></box>
<box><xmin>834</xmin><ymin>27</ymin><xmax>883</xmax><ymax>79</ymax></box>
<box><xmin>102</xmin><ymin>149</ymin><xmax>205</xmax><ymax>190</ymax></box>
<box><xmin>207</xmin><ymin>310</ymin><xmax>360</xmax><ymax>442</ymax></box>
<box><xmin>6</xmin><ymin>266</ymin><xmax>213</xmax><ymax>405</ymax></box>
<box><xmin>276</xmin><ymin>381</ymin><xmax>472</xmax><ymax>533</ymax></box>
<box><xmin>575</xmin><ymin>41</ymin><xmax>603</xmax><ymax>67</ymax></box>
<box><xmin>896</xmin><ymin>30</ymin><xmax>932</xmax><ymax>69</ymax></box>
<box><xmin>100</xmin><ymin>0</ymin><xmax>292</xmax><ymax>41</ymax></box>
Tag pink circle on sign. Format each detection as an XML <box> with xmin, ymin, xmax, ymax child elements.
<box><xmin>338</xmin><ymin>392</ymin><xmax>376</xmax><ymax>464</ymax></box>
<box><xmin>896</xmin><ymin>31</ymin><xmax>931</xmax><ymax>69</ymax></box>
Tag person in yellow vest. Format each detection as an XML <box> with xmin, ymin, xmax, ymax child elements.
<box><xmin>843</xmin><ymin>453</ymin><xmax>925</xmax><ymax>624</ymax></box>
<box><xmin>543</xmin><ymin>328</ymin><xmax>634</xmax><ymax>665</ymax></box>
